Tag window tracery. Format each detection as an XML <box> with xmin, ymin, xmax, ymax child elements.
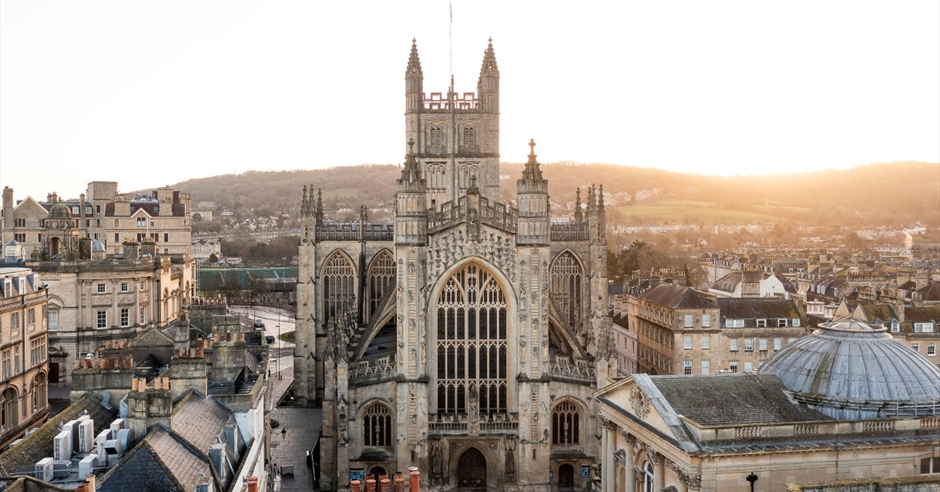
<box><xmin>436</xmin><ymin>264</ymin><xmax>507</xmax><ymax>416</ymax></box>
<box><xmin>362</xmin><ymin>402</ymin><xmax>393</xmax><ymax>447</ymax></box>
<box><xmin>365</xmin><ymin>250</ymin><xmax>395</xmax><ymax>323</ymax></box>
<box><xmin>551</xmin><ymin>400</ymin><xmax>581</xmax><ymax>445</ymax></box>
<box><xmin>551</xmin><ymin>252</ymin><xmax>583</xmax><ymax>332</ymax></box>
<box><xmin>323</xmin><ymin>252</ymin><xmax>356</xmax><ymax>329</ymax></box>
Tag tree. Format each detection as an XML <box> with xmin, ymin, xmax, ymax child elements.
<box><xmin>618</xmin><ymin>240</ymin><xmax>668</xmax><ymax>279</ymax></box>
<box><xmin>208</xmin><ymin>253</ymin><xmax>219</xmax><ymax>263</ymax></box>
<box><xmin>221</xmin><ymin>270</ymin><xmax>245</xmax><ymax>304</ymax></box>
<box><xmin>247</xmin><ymin>272</ymin><xmax>269</xmax><ymax>307</ymax></box>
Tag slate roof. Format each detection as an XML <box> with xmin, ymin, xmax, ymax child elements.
<box><xmin>851</xmin><ymin>301</ymin><xmax>899</xmax><ymax>325</ymax></box>
<box><xmin>717</xmin><ymin>298</ymin><xmax>801</xmax><ymax>322</ymax></box>
<box><xmin>905</xmin><ymin>306</ymin><xmax>940</xmax><ymax>324</ymax></box>
<box><xmin>170</xmin><ymin>392</ymin><xmax>233</xmax><ymax>455</ymax></box>
<box><xmin>649</xmin><ymin>374</ymin><xmax>828</xmax><ymax>426</ymax></box>
<box><xmin>640</xmin><ymin>284</ymin><xmax>715</xmax><ymax>310</ymax></box>
<box><xmin>97</xmin><ymin>426</ymin><xmax>214</xmax><ymax>492</ymax></box>
<box><xmin>916</xmin><ymin>282</ymin><xmax>940</xmax><ymax>301</ymax></box>
<box><xmin>0</xmin><ymin>393</ymin><xmax>118</xmax><ymax>476</ymax></box>
<box><xmin>711</xmin><ymin>272</ymin><xmax>742</xmax><ymax>293</ymax></box>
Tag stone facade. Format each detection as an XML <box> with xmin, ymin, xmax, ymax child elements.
<box><xmin>2</xmin><ymin>182</ymin><xmax>192</xmax><ymax>259</ymax></box>
<box><xmin>0</xmin><ymin>267</ymin><xmax>50</xmax><ymax>449</ymax></box>
<box><xmin>630</xmin><ymin>284</ymin><xmax>810</xmax><ymax>376</ymax></box>
<box><xmin>295</xmin><ymin>39</ymin><xmax>615</xmax><ymax>491</ymax></box>
<box><xmin>26</xmin><ymin>241</ymin><xmax>194</xmax><ymax>385</ymax></box>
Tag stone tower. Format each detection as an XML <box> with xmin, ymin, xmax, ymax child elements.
<box><xmin>404</xmin><ymin>38</ymin><xmax>500</xmax><ymax>206</ymax></box>
<box><xmin>296</xmin><ymin>39</ymin><xmax>612</xmax><ymax>492</ymax></box>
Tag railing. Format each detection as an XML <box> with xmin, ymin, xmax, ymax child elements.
<box><xmin>428</xmin><ymin>196</ymin><xmax>518</xmax><ymax>234</ymax></box>
<box><xmin>315</xmin><ymin>223</ymin><xmax>394</xmax><ymax>242</ymax></box>
<box><xmin>550</xmin><ymin>222</ymin><xmax>589</xmax><ymax>241</ymax></box>
<box><xmin>549</xmin><ymin>357</ymin><xmax>595</xmax><ymax>383</ymax></box>
<box><xmin>429</xmin><ymin>413</ymin><xmax>518</xmax><ymax>435</ymax></box>
<box><xmin>479</xmin><ymin>197</ymin><xmax>517</xmax><ymax>233</ymax></box>
<box><xmin>348</xmin><ymin>355</ymin><xmax>396</xmax><ymax>383</ymax></box>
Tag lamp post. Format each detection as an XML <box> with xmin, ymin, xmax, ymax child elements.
<box><xmin>277</xmin><ymin>309</ymin><xmax>282</xmax><ymax>379</ymax></box>
<box><xmin>746</xmin><ymin>472</ymin><xmax>758</xmax><ymax>492</ymax></box>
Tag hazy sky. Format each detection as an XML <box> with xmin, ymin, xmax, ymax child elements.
<box><xmin>2</xmin><ymin>1</ymin><xmax>938</xmax><ymax>202</ymax></box>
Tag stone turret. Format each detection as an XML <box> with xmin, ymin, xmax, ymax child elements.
<box><xmin>395</xmin><ymin>140</ymin><xmax>428</xmax><ymax>245</ymax></box>
<box><xmin>405</xmin><ymin>38</ymin><xmax>424</xmax><ymax>113</ymax></box>
<box><xmin>516</xmin><ymin>139</ymin><xmax>549</xmax><ymax>245</ymax></box>
<box><xmin>477</xmin><ymin>37</ymin><xmax>499</xmax><ymax>113</ymax></box>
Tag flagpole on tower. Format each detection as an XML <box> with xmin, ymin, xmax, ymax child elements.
<box><xmin>449</xmin><ymin>1</ymin><xmax>453</xmax><ymax>92</ymax></box>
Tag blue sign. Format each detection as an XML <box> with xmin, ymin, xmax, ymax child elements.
<box><xmin>350</xmin><ymin>469</ymin><xmax>364</xmax><ymax>481</ymax></box>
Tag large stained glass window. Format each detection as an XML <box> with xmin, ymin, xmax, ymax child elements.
<box><xmin>436</xmin><ymin>264</ymin><xmax>507</xmax><ymax>416</ymax></box>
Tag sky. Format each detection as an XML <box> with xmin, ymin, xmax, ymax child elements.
<box><xmin>1</xmin><ymin>1</ymin><xmax>938</xmax><ymax>202</ymax></box>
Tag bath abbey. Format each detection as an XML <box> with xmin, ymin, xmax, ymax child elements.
<box><xmin>294</xmin><ymin>39</ymin><xmax>614</xmax><ymax>491</ymax></box>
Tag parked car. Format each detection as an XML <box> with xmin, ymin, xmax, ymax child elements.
<box><xmin>254</xmin><ymin>318</ymin><xmax>264</xmax><ymax>329</ymax></box>
<box><xmin>266</xmin><ymin>335</ymin><xmax>276</xmax><ymax>344</ymax></box>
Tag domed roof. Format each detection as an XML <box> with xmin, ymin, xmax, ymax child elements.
<box><xmin>48</xmin><ymin>202</ymin><xmax>72</xmax><ymax>219</ymax></box>
<box><xmin>759</xmin><ymin>315</ymin><xmax>940</xmax><ymax>419</ymax></box>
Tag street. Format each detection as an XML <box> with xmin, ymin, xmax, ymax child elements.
<box><xmin>229</xmin><ymin>304</ymin><xmax>296</xmax><ymax>373</ymax></box>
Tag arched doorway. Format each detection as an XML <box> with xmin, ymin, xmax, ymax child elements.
<box><xmin>558</xmin><ymin>464</ymin><xmax>574</xmax><ymax>491</ymax></box>
<box><xmin>456</xmin><ymin>448</ymin><xmax>486</xmax><ymax>491</ymax></box>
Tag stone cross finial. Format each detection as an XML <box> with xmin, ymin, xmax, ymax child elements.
<box><xmin>529</xmin><ymin>138</ymin><xmax>536</xmax><ymax>155</ymax></box>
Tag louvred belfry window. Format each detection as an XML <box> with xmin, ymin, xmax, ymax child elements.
<box><xmin>436</xmin><ymin>264</ymin><xmax>507</xmax><ymax>416</ymax></box>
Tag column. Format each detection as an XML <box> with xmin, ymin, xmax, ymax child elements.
<box><xmin>621</xmin><ymin>430</ymin><xmax>635</xmax><ymax>492</ymax></box>
<box><xmin>602</xmin><ymin>421</ymin><xmax>613</xmax><ymax>492</ymax></box>
<box><xmin>651</xmin><ymin>452</ymin><xmax>665</xmax><ymax>491</ymax></box>
<box><xmin>600</xmin><ymin>423</ymin><xmax>609</xmax><ymax>491</ymax></box>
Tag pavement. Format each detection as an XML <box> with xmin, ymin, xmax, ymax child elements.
<box><xmin>270</xmin><ymin>404</ymin><xmax>322</xmax><ymax>492</ymax></box>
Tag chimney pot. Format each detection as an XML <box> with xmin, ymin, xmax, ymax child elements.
<box><xmin>380</xmin><ymin>477</ymin><xmax>391</xmax><ymax>492</ymax></box>
<box><xmin>350</xmin><ymin>480</ymin><xmax>362</xmax><ymax>492</ymax></box>
<box><xmin>394</xmin><ymin>472</ymin><xmax>405</xmax><ymax>492</ymax></box>
<box><xmin>409</xmin><ymin>467</ymin><xmax>419</xmax><ymax>491</ymax></box>
<box><xmin>366</xmin><ymin>478</ymin><xmax>377</xmax><ymax>492</ymax></box>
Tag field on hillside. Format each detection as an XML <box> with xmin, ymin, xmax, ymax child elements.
<box><xmin>614</xmin><ymin>200</ymin><xmax>782</xmax><ymax>224</ymax></box>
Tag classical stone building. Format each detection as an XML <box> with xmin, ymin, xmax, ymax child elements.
<box><xmin>596</xmin><ymin>315</ymin><xmax>940</xmax><ymax>491</ymax></box>
<box><xmin>0</xmin><ymin>267</ymin><xmax>50</xmax><ymax>449</ymax></box>
<box><xmin>630</xmin><ymin>284</ymin><xmax>809</xmax><ymax>376</ymax></box>
<box><xmin>295</xmin><ymin>39</ymin><xmax>615</xmax><ymax>491</ymax></box>
<box><xmin>2</xmin><ymin>182</ymin><xmax>193</xmax><ymax>259</ymax></box>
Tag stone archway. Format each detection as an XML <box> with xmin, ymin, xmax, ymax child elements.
<box><xmin>456</xmin><ymin>447</ymin><xmax>487</xmax><ymax>492</ymax></box>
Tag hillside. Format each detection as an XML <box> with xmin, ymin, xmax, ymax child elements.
<box><xmin>170</xmin><ymin>161</ymin><xmax>939</xmax><ymax>227</ymax></box>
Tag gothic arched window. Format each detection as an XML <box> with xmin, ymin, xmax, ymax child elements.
<box><xmin>436</xmin><ymin>264</ymin><xmax>507</xmax><ymax>416</ymax></box>
<box><xmin>550</xmin><ymin>252</ymin><xmax>583</xmax><ymax>332</ymax></box>
<box><xmin>323</xmin><ymin>251</ymin><xmax>356</xmax><ymax>329</ymax></box>
<box><xmin>551</xmin><ymin>400</ymin><xmax>581</xmax><ymax>445</ymax></box>
<box><xmin>362</xmin><ymin>402</ymin><xmax>393</xmax><ymax>447</ymax></box>
<box><xmin>365</xmin><ymin>250</ymin><xmax>395</xmax><ymax>324</ymax></box>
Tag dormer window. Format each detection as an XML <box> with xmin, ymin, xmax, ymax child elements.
<box><xmin>914</xmin><ymin>322</ymin><xmax>935</xmax><ymax>333</ymax></box>
<box><xmin>891</xmin><ymin>322</ymin><xmax>900</xmax><ymax>333</ymax></box>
